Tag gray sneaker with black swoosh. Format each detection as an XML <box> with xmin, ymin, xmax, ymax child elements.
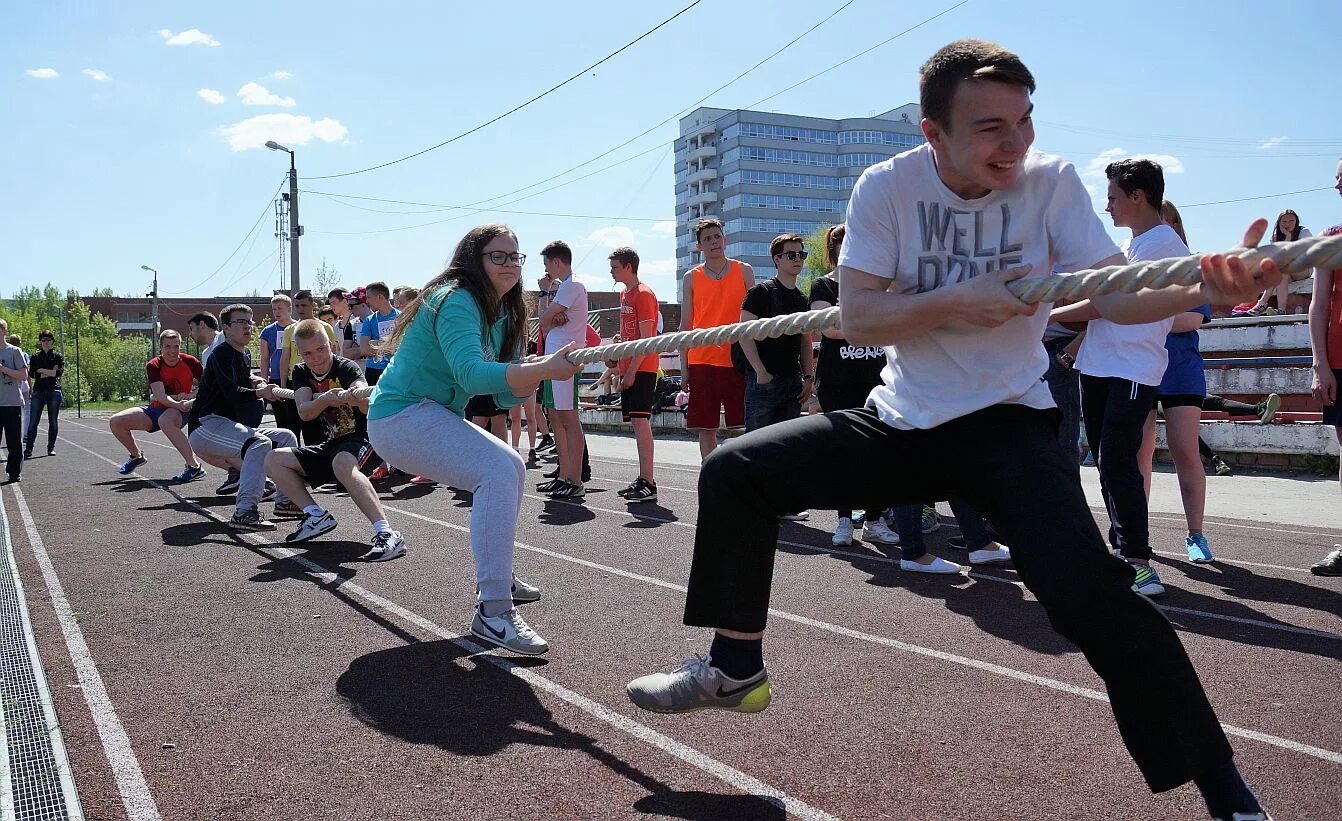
<box><xmin>626</xmin><ymin>654</ymin><xmax>771</xmax><ymax>714</ymax></box>
<box><xmin>470</xmin><ymin>605</ymin><xmax>549</xmax><ymax>655</ymax></box>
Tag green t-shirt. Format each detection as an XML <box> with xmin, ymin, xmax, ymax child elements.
<box><xmin>367</xmin><ymin>286</ymin><xmax>523</xmax><ymax>420</ymax></box>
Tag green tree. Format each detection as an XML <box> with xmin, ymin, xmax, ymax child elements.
<box><xmin>797</xmin><ymin>223</ymin><xmax>835</xmax><ymax>296</ymax></box>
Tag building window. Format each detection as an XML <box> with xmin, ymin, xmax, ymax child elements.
<box><xmin>736</xmin><ymin>122</ymin><xmax>838</xmax><ymax>145</ymax></box>
<box><xmin>838</xmin><ymin>130</ymin><xmax>924</xmax><ymax>147</ymax></box>
<box><xmin>726</xmin><ymin>242</ymin><xmax>773</xmax><ymax>258</ymax></box>
<box><xmin>726</xmin><ymin>218</ymin><xmax>827</xmax><ymax>235</ymax></box>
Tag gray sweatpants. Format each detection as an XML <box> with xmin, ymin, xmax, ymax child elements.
<box><xmin>368</xmin><ymin>399</ymin><xmax>525</xmax><ymax>603</ymax></box>
<box><xmin>189</xmin><ymin>415</ymin><xmax>296</xmax><ymax>510</ymax></box>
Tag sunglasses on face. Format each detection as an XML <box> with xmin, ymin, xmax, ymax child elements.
<box><xmin>481</xmin><ymin>251</ymin><xmax>526</xmax><ymax>266</ymax></box>
<box><xmin>776</xmin><ymin>250</ymin><xmax>808</xmax><ymax>261</ymax></box>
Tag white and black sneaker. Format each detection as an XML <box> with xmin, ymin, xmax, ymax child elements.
<box><xmin>259</xmin><ymin>479</ymin><xmax>278</xmax><ymax>503</ymax></box>
<box><xmin>546</xmin><ymin>479</ymin><xmax>585</xmax><ymax>499</ymax></box>
<box><xmin>215</xmin><ymin>469</ymin><xmax>240</xmax><ymax>496</ymax></box>
<box><xmin>359</xmin><ymin>530</ymin><xmax>406</xmax><ymax>562</ymax></box>
<box><xmin>623</xmin><ymin>477</ymin><xmax>657</xmax><ymax>503</ymax></box>
<box><xmin>536</xmin><ymin>477</ymin><xmax>564</xmax><ymax>494</ymax></box>
<box><xmin>470</xmin><ymin>605</ymin><xmax>549</xmax><ymax>655</ymax></box>
<box><xmin>229</xmin><ymin>507</ymin><xmax>276</xmax><ymax>532</ymax></box>
<box><xmin>511</xmin><ymin>575</ymin><xmax>541</xmax><ymax>604</ymax></box>
<box><xmin>285</xmin><ymin>511</ymin><xmax>338</xmax><ymax>543</ymax></box>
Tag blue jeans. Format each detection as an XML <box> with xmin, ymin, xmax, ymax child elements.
<box><xmin>744</xmin><ymin>372</ymin><xmax>802</xmax><ymax>432</ymax></box>
<box><xmin>893</xmin><ymin>497</ymin><xmax>993</xmax><ymax>560</ymax></box>
<box><xmin>24</xmin><ymin>388</ymin><xmax>61</xmax><ymax>453</ymax></box>
<box><xmin>1043</xmin><ymin>337</ymin><xmax>1080</xmax><ymax>469</ymax></box>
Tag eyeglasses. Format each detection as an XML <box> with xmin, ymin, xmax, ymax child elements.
<box><xmin>776</xmin><ymin>250</ymin><xmax>809</xmax><ymax>261</ymax></box>
<box><xmin>481</xmin><ymin>251</ymin><xmax>526</xmax><ymax>266</ymax></box>
<box><xmin>229</xmin><ymin>319</ymin><xmax>256</xmax><ymax>327</ymax></box>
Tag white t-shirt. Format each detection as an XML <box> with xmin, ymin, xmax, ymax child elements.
<box><xmin>838</xmin><ymin>144</ymin><xmax>1120</xmax><ymax>430</ymax></box>
<box><xmin>548</xmin><ymin>275</ymin><xmax>589</xmax><ymax>348</ymax></box>
<box><xmin>1076</xmin><ymin>223</ymin><xmax>1189</xmax><ymax>386</ymax></box>
<box><xmin>201</xmin><ymin>331</ymin><xmax>225</xmax><ymax>366</ymax></box>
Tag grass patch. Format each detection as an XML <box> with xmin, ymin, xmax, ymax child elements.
<box><xmin>70</xmin><ymin>399</ymin><xmax>144</xmax><ymax>413</ymax></box>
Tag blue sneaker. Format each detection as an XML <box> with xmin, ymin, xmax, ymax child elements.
<box><xmin>172</xmin><ymin>464</ymin><xmax>206</xmax><ymax>484</ymax></box>
<box><xmin>118</xmin><ymin>454</ymin><xmax>148</xmax><ymax>475</ymax></box>
<box><xmin>1186</xmin><ymin>533</ymin><xmax>1213</xmax><ymax>563</ymax></box>
<box><xmin>1130</xmin><ymin>563</ymin><xmax>1166</xmax><ymax>597</ymax></box>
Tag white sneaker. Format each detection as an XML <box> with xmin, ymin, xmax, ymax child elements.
<box><xmin>359</xmin><ymin>530</ymin><xmax>406</xmax><ymax>562</ymax></box>
<box><xmin>470</xmin><ymin>605</ymin><xmax>549</xmax><ymax>655</ymax></box>
<box><xmin>968</xmin><ymin>543</ymin><xmax>1012</xmax><ymax>566</ymax></box>
<box><xmin>285</xmin><ymin>510</ymin><xmax>338</xmax><ymax>543</ymax></box>
<box><xmin>900</xmin><ymin>556</ymin><xmax>962</xmax><ymax>574</ymax></box>
<box><xmin>862</xmin><ymin>520</ymin><xmax>901</xmax><ymax>545</ymax></box>
<box><xmin>780</xmin><ymin>511</ymin><xmax>810</xmax><ymax>522</ymax></box>
<box><xmin>511</xmin><ymin>575</ymin><xmax>541</xmax><ymax>604</ymax></box>
<box><xmin>832</xmin><ymin>517</ymin><xmax>854</xmax><ymax>546</ymax></box>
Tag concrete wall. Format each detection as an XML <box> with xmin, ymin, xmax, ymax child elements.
<box><xmin>1156</xmin><ymin>420</ymin><xmax>1336</xmax><ymax>456</ymax></box>
<box><xmin>1205</xmin><ymin>367</ymin><xmax>1311</xmax><ymax>395</ymax></box>
<box><xmin>1199</xmin><ymin>321</ymin><xmax>1310</xmax><ymax>353</ymax></box>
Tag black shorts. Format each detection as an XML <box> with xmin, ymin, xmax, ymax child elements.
<box><xmin>1324</xmin><ymin>370</ymin><xmax>1342</xmax><ymax>426</ymax></box>
<box><xmin>1153</xmin><ymin>393</ymin><xmax>1204</xmax><ymax>411</ymax></box>
<box><xmin>621</xmin><ymin>371</ymin><xmax>657</xmax><ymax>421</ymax></box>
<box><xmin>465</xmin><ymin>394</ymin><xmax>507</xmax><ymax>418</ymax></box>
<box><xmin>364</xmin><ymin>367</ymin><xmax>385</xmax><ymax>386</ymax></box>
<box><xmin>294</xmin><ymin>434</ymin><xmax>368</xmax><ymax>488</ymax></box>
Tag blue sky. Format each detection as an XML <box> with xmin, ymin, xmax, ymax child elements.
<box><xmin>4</xmin><ymin>0</ymin><xmax>1340</xmax><ymax>303</ymax></box>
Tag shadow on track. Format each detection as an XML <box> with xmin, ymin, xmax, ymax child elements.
<box><xmin>337</xmin><ymin>641</ymin><xmax>784</xmax><ymax>821</ymax></box>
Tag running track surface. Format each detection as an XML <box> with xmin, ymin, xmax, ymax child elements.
<box><xmin>2</xmin><ymin>418</ymin><xmax>1339</xmax><ymax>820</ymax></box>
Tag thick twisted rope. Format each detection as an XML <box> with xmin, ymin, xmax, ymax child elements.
<box><xmin>570</xmin><ymin>232</ymin><xmax>1342</xmax><ymax>366</ymax></box>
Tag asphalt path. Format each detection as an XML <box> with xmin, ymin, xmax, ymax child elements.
<box><xmin>1</xmin><ymin>417</ymin><xmax>1338</xmax><ymax>820</ymax></box>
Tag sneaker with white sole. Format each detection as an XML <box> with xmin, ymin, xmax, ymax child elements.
<box><xmin>229</xmin><ymin>507</ymin><xmax>276</xmax><ymax>532</ymax></box>
<box><xmin>118</xmin><ymin>454</ymin><xmax>148</xmax><ymax>475</ymax></box>
<box><xmin>470</xmin><ymin>605</ymin><xmax>549</xmax><ymax>655</ymax></box>
<box><xmin>900</xmin><ymin>555</ymin><xmax>962</xmax><ymax>574</ymax></box>
<box><xmin>1130</xmin><ymin>563</ymin><xmax>1165</xmax><ymax>596</ymax></box>
<box><xmin>285</xmin><ymin>511</ymin><xmax>338</xmax><ymax>543</ymax></box>
<box><xmin>780</xmin><ymin>511</ymin><xmax>810</xmax><ymax>522</ymax></box>
<box><xmin>920</xmin><ymin>506</ymin><xmax>940</xmax><ymax>534</ymax></box>
<box><xmin>626</xmin><ymin>654</ymin><xmax>770</xmax><ymax>714</ymax></box>
<box><xmin>968</xmin><ymin>543</ymin><xmax>1012</xmax><ymax>565</ymax></box>
<box><xmin>623</xmin><ymin>477</ymin><xmax>658</xmax><ymax>503</ymax></box>
<box><xmin>1186</xmin><ymin>533</ymin><xmax>1214</xmax><ymax>563</ymax></box>
<box><xmin>547</xmin><ymin>479</ymin><xmax>585</xmax><ymax>499</ymax></box>
<box><xmin>272</xmin><ymin>500</ymin><xmax>304</xmax><ymax>518</ymax></box>
<box><xmin>215</xmin><ymin>469</ymin><xmax>240</xmax><ymax>496</ymax></box>
<box><xmin>511</xmin><ymin>575</ymin><xmax>541</xmax><ymax>604</ymax></box>
<box><xmin>832</xmin><ymin>517</ymin><xmax>854</xmax><ymax>547</ymax></box>
<box><xmin>1257</xmin><ymin>393</ymin><xmax>1281</xmax><ymax>424</ymax></box>
<box><xmin>172</xmin><ymin>464</ymin><xmax>206</xmax><ymax>484</ymax></box>
<box><xmin>359</xmin><ymin>530</ymin><xmax>406</xmax><ymax>562</ymax></box>
<box><xmin>862</xmin><ymin>520</ymin><xmax>901</xmax><ymax>545</ymax></box>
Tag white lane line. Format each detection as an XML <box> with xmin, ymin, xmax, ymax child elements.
<box><xmin>382</xmin><ymin>501</ymin><xmax>1342</xmax><ymax>767</ymax></box>
<box><xmin>7</xmin><ymin>486</ymin><xmax>162</xmax><ymax>821</ymax></box>
<box><xmin>58</xmin><ymin>434</ymin><xmax>839</xmax><ymax>821</ymax></box>
<box><xmin>65</xmin><ymin>422</ymin><xmax>1330</xmax><ymax>571</ymax></box>
<box><xmin>521</xmin><ymin>492</ymin><xmax>1342</xmax><ymax>643</ymax></box>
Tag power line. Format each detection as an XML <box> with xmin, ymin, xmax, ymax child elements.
<box><xmin>214</xmin><ymin>247</ymin><xmax>281</xmax><ymax>296</ymax></box>
<box><xmin>1181</xmin><ymin>186</ymin><xmax>1335</xmax><ymax>208</ymax></box>
<box><xmin>746</xmin><ymin>0</ymin><xmax>970</xmax><ymax>109</ymax></box>
<box><xmin>304</xmin><ymin>189</ymin><xmax>669</xmax><ymax>221</ymax></box>
<box><xmin>307</xmin><ymin>0</ymin><xmax>706</xmax><ymax>181</ymax></box>
<box><xmin>1037</xmin><ymin>120</ymin><xmax>1342</xmax><ymax>148</ymax></box>
<box><xmin>165</xmin><ymin>179</ymin><xmax>286</xmax><ymax>295</ymax></box>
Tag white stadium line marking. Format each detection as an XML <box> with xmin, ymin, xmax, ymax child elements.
<box><xmin>5</xmin><ymin>486</ymin><xmax>164</xmax><ymax>821</ymax></box>
<box><xmin>57</xmin><ymin>434</ymin><xmax>840</xmax><ymax>821</ymax></box>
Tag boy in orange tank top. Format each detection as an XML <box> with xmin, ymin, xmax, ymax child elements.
<box><xmin>679</xmin><ymin>217</ymin><xmax>754</xmax><ymax>459</ymax></box>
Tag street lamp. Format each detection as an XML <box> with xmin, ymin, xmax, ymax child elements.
<box><xmin>141</xmin><ymin>264</ymin><xmax>159</xmax><ymax>356</ymax></box>
<box><xmin>266</xmin><ymin>141</ymin><xmax>301</xmax><ymax>292</ymax></box>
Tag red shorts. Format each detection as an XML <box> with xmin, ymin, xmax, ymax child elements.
<box><xmin>685</xmin><ymin>364</ymin><xmax>745</xmax><ymax>431</ymax></box>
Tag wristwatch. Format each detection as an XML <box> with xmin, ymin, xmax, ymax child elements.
<box><xmin>1057</xmin><ymin>352</ymin><xmax>1075</xmax><ymax>366</ymax></box>
<box><xmin>801</xmin><ymin>374</ymin><xmax>814</xmax><ymax>381</ymax></box>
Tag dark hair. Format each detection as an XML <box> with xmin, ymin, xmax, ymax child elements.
<box><xmin>38</xmin><ymin>329</ymin><xmax>55</xmax><ymax>342</ymax></box>
<box><xmin>7</xmin><ymin>334</ymin><xmax>20</xmax><ymax>346</ymax></box>
<box><xmin>824</xmin><ymin>224</ymin><xmax>847</xmax><ymax>269</ymax></box>
<box><xmin>219</xmin><ymin>304</ymin><xmax>252</xmax><ymax>326</ymax></box>
<box><xmin>919</xmin><ymin>39</ymin><xmax>1036</xmax><ymax>130</ymax></box>
<box><xmin>382</xmin><ymin>224</ymin><xmax>528</xmax><ymax>363</ymax></box>
<box><xmin>1105</xmin><ymin>158</ymin><xmax>1164</xmax><ymax>210</ymax></box>
<box><xmin>187</xmin><ymin>311</ymin><xmax>219</xmax><ymax>330</ymax></box>
<box><xmin>1272</xmin><ymin>209</ymin><xmax>1303</xmax><ymax>242</ymax></box>
<box><xmin>769</xmin><ymin>233</ymin><xmax>805</xmax><ymax>258</ymax></box>
<box><xmin>541</xmin><ymin>240</ymin><xmax>573</xmax><ymax>265</ymax></box>
<box><xmin>293</xmin><ymin>289</ymin><xmax>314</xmax><ymax>303</ymax></box>
<box><xmin>318</xmin><ymin>307</ymin><xmax>336</xmax><ymax>321</ymax></box>
<box><xmin>694</xmin><ymin>217</ymin><xmax>724</xmax><ymax>242</ymax></box>
<box><xmin>326</xmin><ymin>288</ymin><xmax>349</xmax><ymax>302</ymax></box>
<box><xmin>608</xmin><ymin>246</ymin><xmax>640</xmax><ymax>274</ymax></box>
<box><xmin>365</xmin><ymin>281</ymin><xmax>390</xmax><ymax>300</ymax></box>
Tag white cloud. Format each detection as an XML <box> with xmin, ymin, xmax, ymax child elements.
<box><xmin>237</xmin><ymin>82</ymin><xmax>295</xmax><ymax>107</ymax></box>
<box><xmin>158</xmin><ymin>28</ymin><xmax>221</xmax><ymax>47</ymax></box>
<box><xmin>268</xmin><ymin>70</ymin><xmax>293</xmax><ymax>80</ymax></box>
<box><xmin>639</xmin><ymin>257</ymin><xmax>680</xmax><ymax>300</ymax></box>
<box><xmin>584</xmin><ymin>226</ymin><xmax>637</xmax><ymax>249</ymax></box>
<box><xmin>217</xmin><ymin>113</ymin><xmax>348</xmax><ymax>151</ymax></box>
<box><xmin>647</xmin><ymin>219</ymin><xmax>677</xmax><ymax>238</ymax></box>
<box><xmin>197</xmin><ymin>88</ymin><xmax>226</xmax><ymax>105</ymax></box>
<box><xmin>1258</xmin><ymin>136</ymin><xmax>1288</xmax><ymax>150</ymax></box>
<box><xmin>1083</xmin><ymin>147</ymin><xmax>1185</xmax><ymax>178</ymax></box>
<box><xmin>25</xmin><ymin>68</ymin><xmax>59</xmax><ymax>79</ymax></box>
<box><xmin>82</xmin><ymin>68</ymin><xmax>111</xmax><ymax>82</ymax></box>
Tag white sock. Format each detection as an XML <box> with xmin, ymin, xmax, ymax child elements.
<box><xmin>372</xmin><ymin>519</ymin><xmax>392</xmax><ymax>535</ymax></box>
<box><xmin>304</xmin><ymin>505</ymin><xmax>326</xmax><ymax>518</ymax></box>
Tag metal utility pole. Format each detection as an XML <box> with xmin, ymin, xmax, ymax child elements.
<box><xmin>141</xmin><ymin>265</ymin><xmax>159</xmax><ymax>356</ymax></box>
<box><xmin>265</xmin><ymin>141</ymin><xmax>301</xmax><ymax>291</ymax></box>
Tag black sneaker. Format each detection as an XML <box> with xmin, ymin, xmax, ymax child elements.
<box><xmin>536</xmin><ymin>478</ymin><xmax>564</xmax><ymax>494</ymax></box>
<box><xmin>526</xmin><ymin>448</ymin><xmax>538</xmax><ymax>463</ymax></box>
<box><xmin>229</xmin><ymin>507</ymin><xmax>276</xmax><ymax>531</ymax></box>
<box><xmin>1311</xmin><ymin>546</ymin><xmax>1342</xmax><ymax>577</ymax></box>
<box><xmin>46</xmin><ymin>447</ymin><xmax>54</xmax><ymax>457</ymax></box>
<box><xmin>23</xmin><ymin>450</ymin><xmax>32</xmax><ymax>460</ymax></box>
<box><xmin>616</xmin><ymin>479</ymin><xmax>640</xmax><ymax>497</ymax></box>
<box><xmin>543</xmin><ymin>467</ymin><xmax>560</xmax><ymax>479</ymax></box>
<box><xmin>272</xmin><ymin>500</ymin><xmax>304</xmax><ymax>518</ymax></box>
<box><xmin>216</xmin><ymin>469</ymin><xmax>240</xmax><ymax>496</ymax></box>
<box><xmin>547</xmin><ymin>479</ymin><xmax>585</xmax><ymax>499</ymax></box>
<box><xmin>537</xmin><ymin>434</ymin><xmax>556</xmax><ymax>452</ymax></box>
<box><xmin>624</xmin><ymin>478</ymin><xmax>657</xmax><ymax>503</ymax></box>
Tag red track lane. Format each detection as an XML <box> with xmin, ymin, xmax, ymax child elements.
<box><xmin>1</xmin><ymin>418</ymin><xmax>1337</xmax><ymax>820</ymax></box>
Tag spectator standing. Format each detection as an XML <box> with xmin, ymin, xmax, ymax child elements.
<box><xmin>610</xmin><ymin>247</ymin><xmax>660</xmax><ymax>503</ymax></box>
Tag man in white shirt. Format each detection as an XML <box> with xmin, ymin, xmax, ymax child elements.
<box><xmin>1060</xmin><ymin>159</ymin><xmax>1189</xmax><ymax>598</ymax></box>
<box><xmin>536</xmin><ymin>240</ymin><xmax>589</xmax><ymax>499</ymax></box>
<box><xmin>187</xmin><ymin>312</ymin><xmax>224</xmax><ymax>365</ymax></box>
<box><xmin>627</xmin><ymin>39</ymin><xmax>1277</xmax><ymax>821</ymax></box>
